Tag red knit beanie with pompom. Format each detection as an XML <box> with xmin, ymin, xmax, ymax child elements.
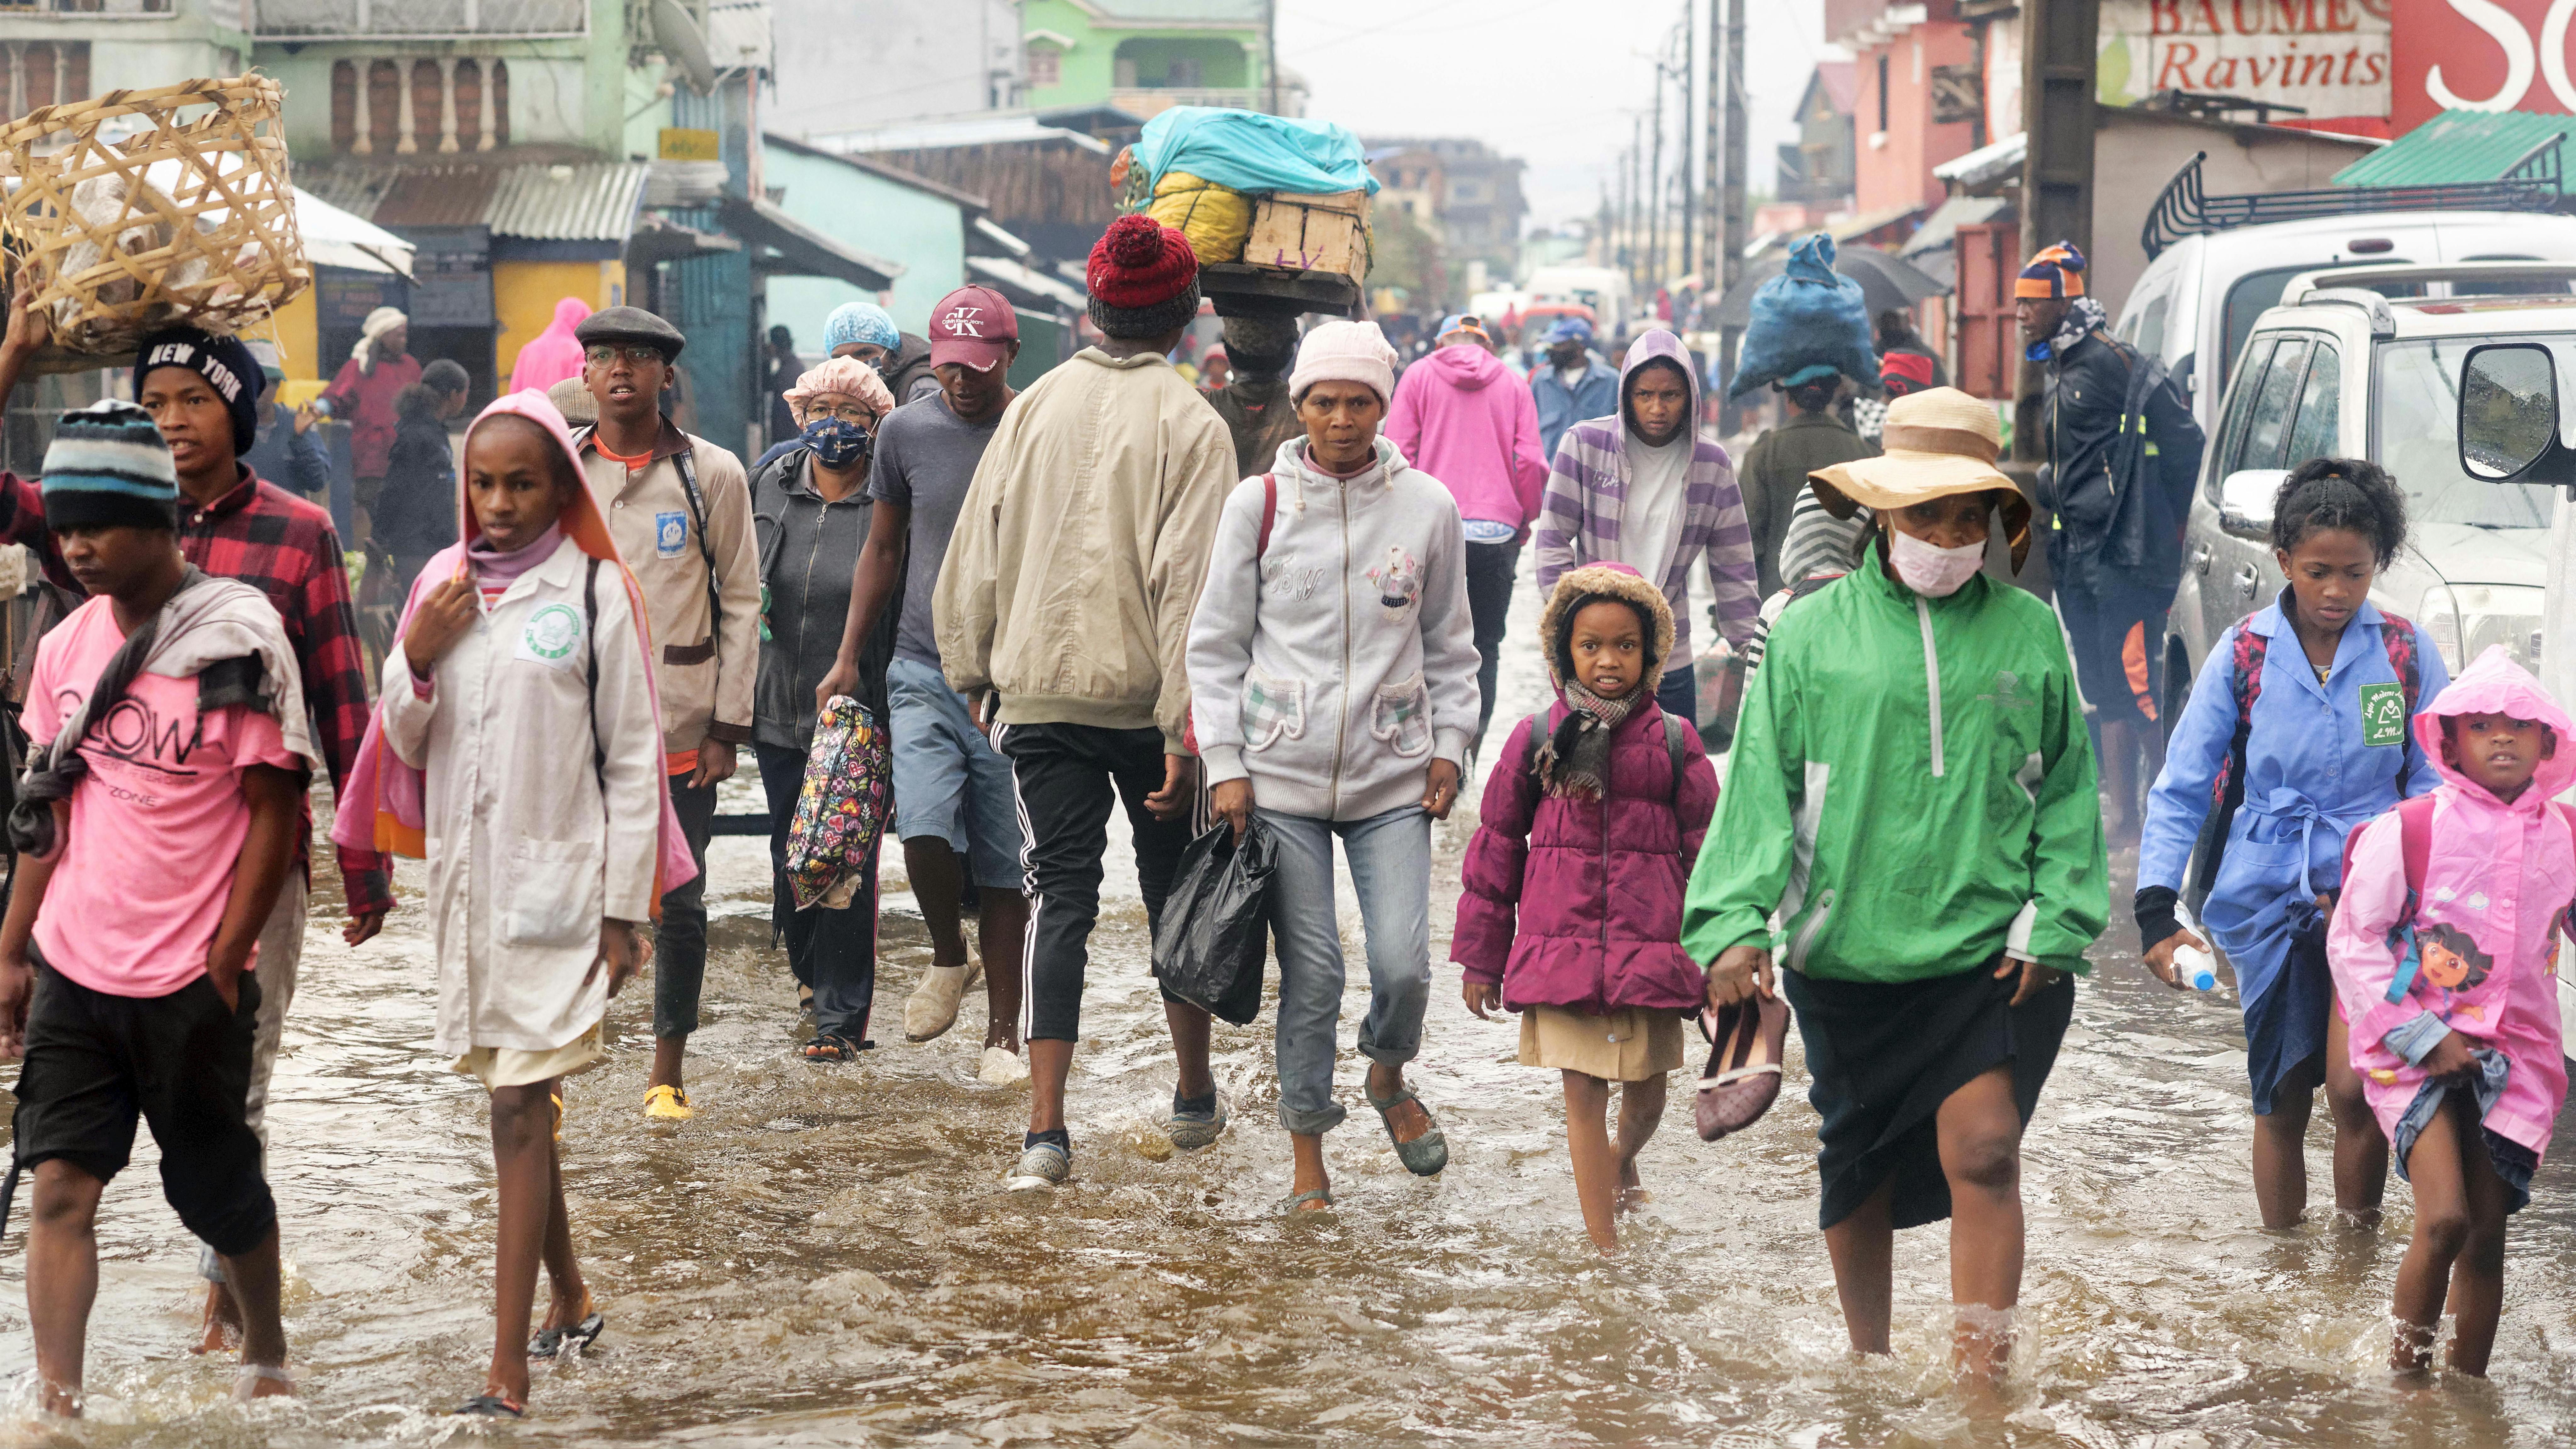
<box><xmin>1087</xmin><ymin>215</ymin><xmax>1199</xmax><ymax>310</ymax></box>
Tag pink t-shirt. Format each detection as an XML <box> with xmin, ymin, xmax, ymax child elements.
<box><xmin>25</xmin><ymin>598</ymin><xmax>300</xmax><ymax>997</ymax></box>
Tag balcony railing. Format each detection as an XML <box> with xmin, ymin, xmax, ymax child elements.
<box><xmin>0</xmin><ymin>1</ymin><xmax>172</xmax><ymax>15</ymax></box>
<box><xmin>1108</xmin><ymin>86</ymin><xmax>1299</xmax><ymax>119</ymax></box>
<box><xmin>253</xmin><ymin>0</ymin><xmax>586</xmax><ymax>38</ymax></box>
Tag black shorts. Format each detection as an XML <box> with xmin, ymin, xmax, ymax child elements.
<box><xmin>9</xmin><ymin>950</ymin><xmax>276</xmax><ymax>1257</ymax></box>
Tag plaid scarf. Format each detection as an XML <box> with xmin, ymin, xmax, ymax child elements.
<box><xmin>1535</xmin><ymin>678</ymin><xmax>1637</xmax><ymax>800</ymax></box>
<box><xmin>2030</xmin><ymin>295</ymin><xmax>2110</xmax><ymax>363</ymax></box>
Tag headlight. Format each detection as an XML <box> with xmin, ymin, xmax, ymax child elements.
<box><xmin>2418</xmin><ymin>584</ymin><xmax>2547</xmax><ymax>673</ymax></box>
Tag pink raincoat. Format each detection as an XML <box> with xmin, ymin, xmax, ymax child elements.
<box><xmin>1384</xmin><ymin>342</ymin><xmax>1548</xmax><ymax>533</ymax></box>
<box><xmin>2328</xmin><ymin>644</ymin><xmax>2573</xmax><ymax>1160</ymax></box>
<box><xmin>329</xmin><ymin>389</ymin><xmax>698</xmax><ymax>904</ymax></box>
<box><xmin>508</xmin><ymin>297</ymin><xmax>593</xmax><ymax>395</ymax></box>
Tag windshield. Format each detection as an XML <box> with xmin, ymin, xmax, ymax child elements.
<box><xmin>2374</xmin><ymin>336</ymin><xmax>2563</xmax><ymax>530</ymax></box>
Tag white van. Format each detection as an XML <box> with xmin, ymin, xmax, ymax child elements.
<box><xmin>2113</xmin><ymin>211</ymin><xmax>2576</xmax><ymax>436</ymax></box>
<box><xmin>1525</xmin><ymin>266</ymin><xmax>1633</xmax><ymax>336</ymax></box>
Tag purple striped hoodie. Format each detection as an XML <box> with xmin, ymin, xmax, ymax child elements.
<box><xmin>1532</xmin><ymin>329</ymin><xmax>1759</xmax><ymax>660</ymax></box>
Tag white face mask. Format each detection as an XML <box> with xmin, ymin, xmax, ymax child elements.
<box><xmin>1887</xmin><ymin>527</ymin><xmax>1985</xmax><ymax>597</ymax></box>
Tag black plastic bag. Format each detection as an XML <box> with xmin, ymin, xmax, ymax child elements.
<box><xmin>1151</xmin><ymin>818</ymin><xmax>1276</xmax><ymax>1025</ymax></box>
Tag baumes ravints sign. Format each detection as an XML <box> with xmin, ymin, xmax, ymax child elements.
<box><xmin>2389</xmin><ymin>0</ymin><xmax>2576</xmax><ymax>129</ymax></box>
<box><xmin>2096</xmin><ymin>0</ymin><xmax>2394</xmax><ymax>120</ymax></box>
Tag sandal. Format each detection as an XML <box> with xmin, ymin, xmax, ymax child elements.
<box><xmin>1363</xmin><ymin>1081</ymin><xmax>1449</xmax><ymax>1177</ymax></box>
<box><xmin>1695</xmin><ymin>994</ymin><xmax>1790</xmax><ymax>1141</ymax></box>
<box><xmin>802</xmin><ymin>1034</ymin><xmax>870</xmax><ymax>1063</ymax></box>
<box><xmin>1281</xmin><ymin>1186</ymin><xmax>1334</xmax><ymax>1213</ymax></box>
<box><xmin>797</xmin><ymin>984</ymin><xmax>815</xmax><ymax>1016</ymax></box>
<box><xmin>453</xmin><ymin>1393</ymin><xmax>525</xmax><ymax>1418</ymax></box>
<box><xmin>528</xmin><ymin>1309</ymin><xmax>604</xmax><ymax>1360</ymax></box>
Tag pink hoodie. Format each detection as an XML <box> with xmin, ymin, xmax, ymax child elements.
<box><xmin>508</xmin><ymin>296</ymin><xmax>593</xmax><ymax>394</ymax></box>
<box><xmin>1384</xmin><ymin>342</ymin><xmax>1548</xmax><ymax>533</ymax></box>
<box><xmin>2328</xmin><ymin>645</ymin><xmax>2573</xmax><ymax>1159</ymax></box>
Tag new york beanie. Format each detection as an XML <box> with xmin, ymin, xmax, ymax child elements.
<box><xmin>135</xmin><ymin>326</ymin><xmax>263</xmax><ymax>456</ymax></box>
<box><xmin>42</xmin><ymin>399</ymin><xmax>179</xmax><ymax>531</ymax></box>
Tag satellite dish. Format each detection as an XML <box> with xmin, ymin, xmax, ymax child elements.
<box><xmin>651</xmin><ymin>0</ymin><xmax>718</xmax><ymax>97</ymax></box>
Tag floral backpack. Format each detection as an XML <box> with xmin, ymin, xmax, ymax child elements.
<box><xmin>786</xmin><ymin>696</ymin><xmax>891</xmax><ymax>910</ymax></box>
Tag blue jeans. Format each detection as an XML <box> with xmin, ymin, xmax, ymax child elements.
<box><xmin>1259</xmin><ymin>804</ymin><xmax>1432</xmax><ymax>1135</ymax></box>
<box><xmin>886</xmin><ymin>655</ymin><xmax>1025</xmax><ymax>890</ymax></box>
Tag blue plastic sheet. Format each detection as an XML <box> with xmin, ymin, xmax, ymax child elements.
<box><xmin>1729</xmin><ymin>233</ymin><xmax>1878</xmax><ymax>398</ymax></box>
<box><xmin>1135</xmin><ymin>107</ymin><xmax>1380</xmax><ymax>197</ymax></box>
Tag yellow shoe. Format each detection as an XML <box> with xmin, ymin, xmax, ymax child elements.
<box><xmin>642</xmin><ymin>1085</ymin><xmax>694</xmax><ymax>1120</ymax></box>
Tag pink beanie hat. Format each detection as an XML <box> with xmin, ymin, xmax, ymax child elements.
<box><xmin>1288</xmin><ymin>319</ymin><xmax>1398</xmax><ymax>403</ymax></box>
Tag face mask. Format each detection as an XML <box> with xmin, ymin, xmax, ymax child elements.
<box><xmin>801</xmin><ymin>416</ymin><xmax>873</xmax><ymax>469</ymax></box>
<box><xmin>1887</xmin><ymin>526</ymin><xmax>1985</xmax><ymax>597</ymax></box>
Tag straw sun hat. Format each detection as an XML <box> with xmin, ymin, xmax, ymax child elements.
<box><xmin>1808</xmin><ymin>386</ymin><xmax>2033</xmax><ymax>571</ymax></box>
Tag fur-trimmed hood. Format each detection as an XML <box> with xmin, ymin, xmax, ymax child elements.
<box><xmin>1539</xmin><ymin>561</ymin><xmax>1675</xmax><ymax>697</ymax></box>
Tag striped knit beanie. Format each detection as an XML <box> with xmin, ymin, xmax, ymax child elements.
<box><xmin>42</xmin><ymin>399</ymin><xmax>178</xmax><ymax>531</ymax></box>
<box><xmin>2015</xmin><ymin>242</ymin><xmax>2086</xmax><ymax>300</ymax></box>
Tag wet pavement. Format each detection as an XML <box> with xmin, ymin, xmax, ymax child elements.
<box><xmin>3</xmin><ymin>556</ymin><xmax>2575</xmax><ymax>1446</ymax></box>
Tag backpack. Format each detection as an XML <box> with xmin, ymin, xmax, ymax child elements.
<box><xmin>1517</xmin><ymin>707</ymin><xmax>1692</xmax><ymax>810</ymax></box>
<box><xmin>574</xmin><ymin>423</ymin><xmax>724</xmax><ymax>661</ymax></box>
<box><xmin>2185</xmin><ymin>612</ymin><xmax>2422</xmax><ymax>907</ymax></box>
<box><xmin>2051</xmin><ymin>332</ymin><xmax>2204</xmax><ymax>595</ymax></box>
<box><xmin>2337</xmin><ymin>793</ymin><xmax>2576</xmax><ymax>1005</ymax></box>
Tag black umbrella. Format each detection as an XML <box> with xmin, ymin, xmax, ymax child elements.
<box><xmin>1712</xmin><ymin>243</ymin><xmax>1949</xmax><ymax>328</ymax></box>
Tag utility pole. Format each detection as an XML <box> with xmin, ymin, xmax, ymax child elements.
<box><xmin>1715</xmin><ymin>0</ymin><xmax>1746</xmax><ymax>428</ymax></box>
<box><xmin>1265</xmin><ymin>0</ymin><xmax>1280</xmax><ymax>115</ymax></box>
<box><xmin>1679</xmin><ymin>3</ymin><xmax>1696</xmax><ymax>288</ymax></box>
<box><xmin>1628</xmin><ymin>117</ymin><xmax>1645</xmax><ymax>298</ymax></box>
<box><xmin>1648</xmin><ymin>52</ymin><xmax>1667</xmax><ymax>304</ymax></box>
<box><xmin>2016</xmin><ymin>0</ymin><xmax>2098</xmax><ymax>458</ymax></box>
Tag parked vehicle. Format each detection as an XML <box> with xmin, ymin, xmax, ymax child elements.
<box><xmin>2112</xmin><ymin>210</ymin><xmax>2576</xmax><ymax>438</ymax></box>
<box><xmin>1525</xmin><ymin>265</ymin><xmax>1632</xmax><ymax>337</ymax></box>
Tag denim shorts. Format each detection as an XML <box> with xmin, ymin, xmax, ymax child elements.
<box><xmin>886</xmin><ymin>654</ymin><xmax>1026</xmax><ymax>891</ymax></box>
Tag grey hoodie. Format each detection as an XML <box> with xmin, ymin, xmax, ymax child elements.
<box><xmin>1186</xmin><ymin>435</ymin><xmax>1483</xmax><ymax>821</ymax></box>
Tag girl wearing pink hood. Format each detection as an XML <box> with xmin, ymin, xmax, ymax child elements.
<box><xmin>2328</xmin><ymin>644</ymin><xmax>2573</xmax><ymax>1376</ymax></box>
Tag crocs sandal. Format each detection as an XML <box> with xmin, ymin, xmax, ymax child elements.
<box><xmin>1281</xmin><ymin>1186</ymin><xmax>1334</xmax><ymax>1214</ymax></box>
<box><xmin>1695</xmin><ymin>994</ymin><xmax>1790</xmax><ymax>1142</ymax></box>
<box><xmin>528</xmin><ymin>1309</ymin><xmax>603</xmax><ymax>1360</ymax></box>
<box><xmin>1364</xmin><ymin>1082</ymin><xmax>1449</xmax><ymax>1176</ymax></box>
<box><xmin>453</xmin><ymin>1393</ymin><xmax>525</xmax><ymax>1418</ymax></box>
<box><xmin>642</xmin><ymin>1084</ymin><xmax>694</xmax><ymax>1120</ymax></box>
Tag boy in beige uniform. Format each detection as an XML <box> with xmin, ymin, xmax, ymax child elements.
<box><xmin>571</xmin><ymin>307</ymin><xmax>760</xmax><ymax>1120</ymax></box>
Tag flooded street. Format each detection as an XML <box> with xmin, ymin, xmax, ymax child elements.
<box><xmin>4</xmin><ymin>559</ymin><xmax>2576</xmax><ymax>1447</ymax></box>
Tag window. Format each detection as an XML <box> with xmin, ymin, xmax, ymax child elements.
<box><xmin>1876</xmin><ymin>54</ymin><xmax>1889</xmax><ymax>132</ymax></box>
<box><xmin>2236</xmin><ymin>336</ymin><xmax>2312</xmax><ymax>474</ymax></box>
<box><xmin>1167</xmin><ymin>58</ymin><xmax>1202</xmax><ymax>87</ymax></box>
<box><xmin>2211</xmin><ymin>336</ymin><xmax>2277</xmax><ymax>494</ymax></box>
<box><xmin>1026</xmin><ymin>44</ymin><xmax>1060</xmax><ymax>88</ymax></box>
<box><xmin>2221</xmin><ymin>261</ymin><xmax>2419</xmax><ymax>395</ymax></box>
<box><xmin>2373</xmin><ymin>336</ymin><xmax>2559</xmax><ymax>530</ymax></box>
<box><xmin>2284</xmin><ymin>342</ymin><xmax>2342</xmax><ymax>465</ymax></box>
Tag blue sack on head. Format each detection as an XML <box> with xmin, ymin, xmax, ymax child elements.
<box><xmin>1729</xmin><ymin>233</ymin><xmax>1878</xmax><ymax>398</ymax></box>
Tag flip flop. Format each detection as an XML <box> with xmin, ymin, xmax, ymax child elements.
<box><xmin>1695</xmin><ymin>994</ymin><xmax>1790</xmax><ymax>1141</ymax></box>
<box><xmin>528</xmin><ymin>1309</ymin><xmax>603</xmax><ymax>1360</ymax></box>
<box><xmin>453</xmin><ymin>1393</ymin><xmax>525</xmax><ymax>1418</ymax></box>
<box><xmin>801</xmin><ymin>1034</ymin><xmax>869</xmax><ymax>1063</ymax></box>
<box><xmin>1363</xmin><ymin>1082</ymin><xmax>1449</xmax><ymax>1176</ymax></box>
<box><xmin>1280</xmin><ymin>1186</ymin><xmax>1334</xmax><ymax>1214</ymax></box>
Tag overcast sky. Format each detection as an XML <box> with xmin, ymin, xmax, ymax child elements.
<box><xmin>1275</xmin><ymin>0</ymin><xmax>1832</xmax><ymax>234</ymax></box>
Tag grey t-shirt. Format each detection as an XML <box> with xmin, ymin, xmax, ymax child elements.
<box><xmin>869</xmin><ymin>391</ymin><xmax>1004</xmax><ymax>667</ymax></box>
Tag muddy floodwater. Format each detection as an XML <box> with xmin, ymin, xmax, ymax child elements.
<box><xmin>3</xmin><ymin>559</ymin><xmax>2576</xmax><ymax>1447</ymax></box>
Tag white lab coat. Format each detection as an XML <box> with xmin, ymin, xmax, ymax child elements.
<box><xmin>383</xmin><ymin>536</ymin><xmax>663</xmax><ymax>1054</ymax></box>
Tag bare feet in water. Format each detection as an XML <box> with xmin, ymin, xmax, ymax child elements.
<box><xmin>197</xmin><ymin>1281</ymin><xmax>244</xmax><ymax>1356</ymax></box>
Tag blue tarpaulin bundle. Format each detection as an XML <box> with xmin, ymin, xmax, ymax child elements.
<box><xmin>1134</xmin><ymin>107</ymin><xmax>1381</xmax><ymax>197</ymax></box>
<box><xmin>1729</xmin><ymin>233</ymin><xmax>1878</xmax><ymax>397</ymax></box>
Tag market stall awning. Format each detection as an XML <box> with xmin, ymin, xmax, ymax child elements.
<box><xmin>2333</xmin><ymin>109</ymin><xmax>2568</xmax><ymax>189</ymax></box>
<box><xmin>294</xmin><ymin>186</ymin><xmax>414</xmax><ymax>279</ymax></box>
<box><xmin>967</xmin><ymin>254</ymin><xmax>1085</xmax><ymax>313</ymax></box>
<box><xmin>625</xmin><ymin>213</ymin><xmax>742</xmax><ymax>268</ymax></box>
<box><xmin>717</xmin><ymin>192</ymin><xmax>903</xmax><ymax>290</ymax></box>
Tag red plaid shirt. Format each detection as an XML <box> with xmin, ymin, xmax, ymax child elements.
<box><xmin>0</xmin><ymin>465</ymin><xmax>392</xmax><ymax>918</ymax></box>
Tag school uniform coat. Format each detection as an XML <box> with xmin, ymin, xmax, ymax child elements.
<box><xmin>382</xmin><ymin>535</ymin><xmax>664</xmax><ymax>1054</ymax></box>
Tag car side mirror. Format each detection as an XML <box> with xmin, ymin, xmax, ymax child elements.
<box><xmin>2459</xmin><ymin>342</ymin><xmax>2570</xmax><ymax>485</ymax></box>
<box><xmin>2218</xmin><ymin>468</ymin><xmax>2289</xmax><ymax>535</ymax></box>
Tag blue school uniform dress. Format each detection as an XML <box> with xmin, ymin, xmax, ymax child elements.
<box><xmin>2140</xmin><ymin>597</ymin><xmax>2448</xmax><ymax>1113</ymax></box>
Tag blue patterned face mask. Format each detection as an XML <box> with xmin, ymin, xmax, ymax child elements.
<box><xmin>801</xmin><ymin>416</ymin><xmax>873</xmax><ymax>469</ymax></box>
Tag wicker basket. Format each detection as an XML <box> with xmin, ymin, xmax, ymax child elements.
<box><xmin>1</xmin><ymin>75</ymin><xmax>308</xmax><ymax>373</ymax></box>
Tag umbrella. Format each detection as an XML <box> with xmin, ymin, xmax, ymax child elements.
<box><xmin>1712</xmin><ymin>242</ymin><xmax>1947</xmax><ymax>328</ymax></box>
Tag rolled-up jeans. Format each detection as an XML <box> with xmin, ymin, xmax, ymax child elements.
<box><xmin>1259</xmin><ymin>803</ymin><xmax>1432</xmax><ymax>1135</ymax></box>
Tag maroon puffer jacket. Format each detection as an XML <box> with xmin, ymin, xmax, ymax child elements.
<box><xmin>1453</xmin><ymin>699</ymin><xmax>1718</xmax><ymax>1013</ymax></box>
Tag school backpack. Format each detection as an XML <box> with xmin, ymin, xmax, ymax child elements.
<box><xmin>2184</xmin><ymin>612</ymin><xmax>2422</xmax><ymax>908</ymax></box>
<box><xmin>2090</xmin><ymin>334</ymin><xmax>2204</xmax><ymax>597</ymax></box>
<box><xmin>2336</xmin><ymin>793</ymin><xmax>2576</xmax><ymax>1005</ymax></box>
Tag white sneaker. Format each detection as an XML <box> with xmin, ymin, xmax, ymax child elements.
<box><xmin>903</xmin><ymin>964</ymin><xmax>970</xmax><ymax>1042</ymax></box>
<box><xmin>978</xmin><ymin>1045</ymin><xmax>1030</xmax><ymax>1085</ymax></box>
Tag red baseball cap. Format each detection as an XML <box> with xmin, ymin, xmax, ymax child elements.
<box><xmin>929</xmin><ymin>285</ymin><xmax>1019</xmax><ymax>370</ymax></box>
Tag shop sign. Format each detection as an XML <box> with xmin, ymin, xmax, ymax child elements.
<box><xmin>2098</xmin><ymin>0</ymin><xmax>2393</xmax><ymax>119</ymax></box>
<box><xmin>2391</xmin><ymin>0</ymin><xmax>2576</xmax><ymax>130</ymax></box>
<box><xmin>403</xmin><ymin>227</ymin><xmax>495</xmax><ymax>330</ymax></box>
<box><xmin>659</xmin><ymin>127</ymin><xmax>721</xmax><ymax>162</ymax></box>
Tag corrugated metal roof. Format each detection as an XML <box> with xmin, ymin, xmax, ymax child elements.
<box><xmin>2334</xmin><ymin>110</ymin><xmax>2569</xmax><ymax>189</ymax></box>
<box><xmin>814</xmin><ymin>115</ymin><xmax>1113</xmax><ymax>156</ymax></box>
<box><xmin>706</xmin><ymin>1</ymin><xmax>771</xmax><ymax>69</ymax></box>
<box><xmin>486</xmin><ymin>162</ymin><xmax>648</xmax><ymax>241</ymax></box>
<box><xmin>968</xmin><ymin>255</ymin><xmax>1085</xmax><ymax>312</ymax></box>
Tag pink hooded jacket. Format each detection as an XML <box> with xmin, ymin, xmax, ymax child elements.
<box><xmin>2328</xmin><ymin>644</ymin><xmax>2573</xmax><ymax>1159</ymax></box>
<box><xmin>509</xmin><ymin>297</ymin><xmax>593</xmax><ymax>394</ymax></box>
<box><xmin>1384</xmin><ymin>342</ymin><xmax>1548</xmax><ymax>534</ymax></box>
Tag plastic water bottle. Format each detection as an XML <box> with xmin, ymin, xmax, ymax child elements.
<box><xmin>2172</xmin><ymin>902</ymin><xmax>2217</xmax><ymax>991</ymax></box>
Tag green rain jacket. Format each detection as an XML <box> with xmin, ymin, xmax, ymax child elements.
<box><xmin>1682</xmin><ymin>547</ymin><xmax>2109</xmax><ymax>981</ymax></box>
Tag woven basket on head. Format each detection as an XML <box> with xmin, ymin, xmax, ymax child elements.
<box><xmin>0</xmin><ymin>75</ymin><xmax>308</xmax><ymax>375</ymax></box>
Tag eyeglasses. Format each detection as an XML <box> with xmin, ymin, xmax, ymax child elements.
<box><xmin>799</xmin><ymin>400</ymin><xmax>878</xmax><ymax>426</ymax></box>
<box><xmin>585</xmin><ymin>344</ymin><xmax>667</xmax><ymax>367</ymax></box>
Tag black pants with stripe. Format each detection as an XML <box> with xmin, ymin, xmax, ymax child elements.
<box><xmin>994</xmin><ymin>721</ymin><xmax>1191</xmax><ymax>1043</ymax></box>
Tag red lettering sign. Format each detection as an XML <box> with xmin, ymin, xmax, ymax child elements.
<box><xmin>2390</xmin><ymin>0</ymin><xmax>2576</xmax><ymax>130</ymax></box>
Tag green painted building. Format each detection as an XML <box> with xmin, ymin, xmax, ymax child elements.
<box><xmin>1020</xmin><ymin>0</ymin><xmax>1294</xmax><ymax>118</ymax></box>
